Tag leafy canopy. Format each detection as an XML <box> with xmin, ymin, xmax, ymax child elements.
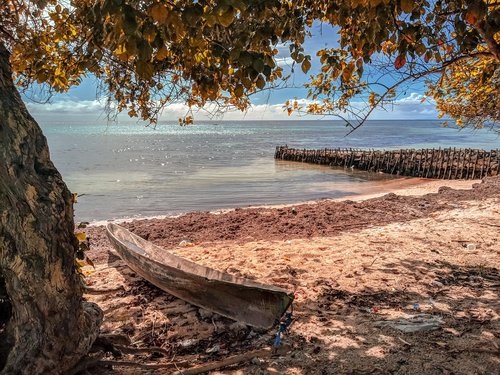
<box><xmin>3</xmin><ymin>0</ymin><xmax>306</xmax><ymax>120</ymax></box>
<box><xmin>1</xmin><ymin>0</ymin><xmax>499</xmax><ymax>130</ymax></box>
<box><xmin>289</xmin><ymin>0</ymin><xmax>499</xmax><ymax>132</ymax></box>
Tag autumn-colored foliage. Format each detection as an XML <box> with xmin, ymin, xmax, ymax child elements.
<box><xmin>289</xmin><ymin>0</ymin><xmax>500</xmax><ymax>132</ymax></box>
<box><xmin>1</xmin><ymin>0</ymin><xmax>499</xmax><ymax>129</ymax></box>
<box><xmin>428</xmin><ymin>52</ymin><xmax>499</xmax><ymax>129</ymax></box>
<box><xmin>3</xmin><ymin>0</ymin><xmax>304</xmax><ymax>122</ymax></box>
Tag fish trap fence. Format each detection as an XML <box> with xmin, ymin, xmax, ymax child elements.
<box><xmin>275</xmin><ymin>146</ymin><xmax>500</xmax><ymax>180</ymax></box>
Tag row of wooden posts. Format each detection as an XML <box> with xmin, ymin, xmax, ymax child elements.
<box><xmin>275</xmin><ymin>146</ymin><xmax>500</xmax><ymax>180</ymax></box>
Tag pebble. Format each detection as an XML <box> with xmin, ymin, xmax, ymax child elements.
<box><xmin>251</xmin><ymin>357</ymin><xmax>264</xmax><ymax>365</ymax></box>
<box><xmin>198</xmin><ymin>308</ymin><xmax>214</xmax><ymax>319</ymax></box>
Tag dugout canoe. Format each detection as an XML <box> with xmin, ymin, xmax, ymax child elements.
<box><xmin>106</xmin><ymin>223</ymin><xmax>294</xmax><ymax>329</ymax></box>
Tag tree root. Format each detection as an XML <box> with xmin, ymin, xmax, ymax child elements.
<box><xmin>98</xmin><ymin>359</ymin><xmax>183</xmax><ymax>370</ymax></box>
<box><xmin>70</xmin><ymin>338</ymin><xmax>290</xmax><ymax>375</ymax></box>
<box><xmin>69</xmin><ymin>357</ymin><xmax>189</xmax><ymax>374</ymax></box>
<box><xmin>83</xmin><ymin>285</ymin><xmax>124</xmax><ymax>294</ymax></box>
<box><xmin>98</xmin><ymin>333</ymin><xmax>131</xmax><ymax>346</ymax></box>
<box><xmin>172</xmin><ymin>345</ymin><xmax>290</xmax><ymax>375</ymax></box>
<box><xmin>114</xmin><ymin>344</ymin><xmax>170</xmax><ymax>356</ymax></box>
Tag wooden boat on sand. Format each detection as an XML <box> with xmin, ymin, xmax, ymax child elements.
<box><xmin>106</xmin><ymin>223</ymin><xmax>294</xmax><ymax>329</ymax></box>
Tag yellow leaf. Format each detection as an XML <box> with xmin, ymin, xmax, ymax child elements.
<box><xmin>394</xmin><ymin>54</ymin><xmax>406</xmax><ymax>69</ymax></box>
<box><xmin>400</xmin><ymin>0</ymin><xmax>414</xmax><ymax>13</ymax></box>
<box><xmin>234</xmin><ymin>84</ymin><xmax>244</xmax><ymax>97</ymax></box>
<box><xmin>465</xmin><ymin>11</ymin><xmax>478</xmax><ymax>25</ymax></box>
<box><xmin>85</xmin><ymin>257</ymin><xmax>95</xmax><ymax>269</ymax></box>
<box><xmin>75</xmin><ymin>232</ymin><xmax>86</xmax><ymax>241</ymax></box>
<box><xmin>136</xmin><ymin>60</ymin><xmax>154</xmax><ymax>80</ymax></box>
<box><xmin>218</xmin><ymin>8</ymin><xmax>236</xmax><ymax>27</ymax></box>
<box><xmin>156</xmin><ymin>47</ymin><xmax>170</xmax><ymax>61</ymax></box>
<box><xmin>301</xmin><ymin>59</ymin><xmax>311</xmax><ymax>74</ymax></box>
<box><xmin>255</xmin><ymin>75</ymin><xmax>265</xmax><ymax>89</ymax></box>
<box><xmin>368</xmin><ymin>92</ymin><xmax>377</xmax><ymax>107</ymax></box>
<box><xmin>150</xmin><ymin>3</ymin><xmax>168</xmax><ymax>23</ymax></box>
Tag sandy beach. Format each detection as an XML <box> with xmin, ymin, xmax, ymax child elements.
<box><xmin>84</xmin><ymin>176</ymin><xmax>500</xmax><ymax>374</ymax></box>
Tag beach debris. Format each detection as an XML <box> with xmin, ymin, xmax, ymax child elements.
<box><xmin>375</xmin><ymin>314</ymin><xmax>443</xmax><ymax>333</ymax></box>
<box><xmin>179</xmin><ymin>338</ymin><xmax>199</xmax><ymax>348</ymax></box>
<box><xmin>291</xmin><ymin>207</ymin><xmax>297</xmax><ymax>215</ymax></box>
<box><xmin>431</xmin><ymin>280</ymin><xmax>444</xmax><ymax>288</ymax></box>
<box><xmin>198</xmin><ymin>308</ymin><xmax>214</xmax><ymax>320</ymax></box>
<box><xmin>412</xmin><ymin>303</ymin><xmax>420</xmax><ymax>311</ymax></box>
<box><xmin>466</xmin><ymin>243</ymin><xmax>477</xmax><ymax>251</ymax></box>
<box><xmin>398</xmin><ymin>337</ymin><xmax>412</xmax><ymax>346</ymax></box>
<box><xmin>362</xmin><ymin>306</ymin><xmax>380</xmax><ymax>314</ymax></box>
<box><xmin>251</xmin><ymin>357</ymin><xmax>265</xmax><ymax>365</ymax></box>
<box><xmin>172</xmin><ymin>345</ymin><xmax>290</xmax><ymax>375</ymax></box>
<box><xmin>206</xmin><ymin>344</ymin><xmax>221</xmax><ymax>354</ymax></box>
<box><xmin>179</xmin><ymin>240</ymin><xmax>195</xmax><ymax>247</ymax></box>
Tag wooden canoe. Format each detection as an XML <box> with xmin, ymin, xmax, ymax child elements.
<box><xmin>106</xmin><ymin>223</ymin><xmax>294</xmax><ymax>329</ymax></box>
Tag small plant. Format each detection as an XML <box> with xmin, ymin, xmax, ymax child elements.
<box><xmin>72</xmin><ymin>193</ymin><xmax>94</xmax><ymax>276</ymax></box>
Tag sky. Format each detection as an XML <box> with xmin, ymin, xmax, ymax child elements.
<box><xmin>25</xmin><ymin>23</ymin><xmax>439</xmax><ymax>122</ymax></box>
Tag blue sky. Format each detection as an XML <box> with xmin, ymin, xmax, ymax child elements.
<box><xmin>25</xmin><ymin>23</ymin><xmax>438</xmax><ymax>122</ymax></box>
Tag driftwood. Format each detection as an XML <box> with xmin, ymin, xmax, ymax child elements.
<box><xmin>173</xmin><ymin>345</ymin><xmax>290</xmax><ymax>375</ymax></box>
<box><xmin>83</xmin><ymin>285</ymin><xmax>125</xmax><ymax>295</ymax></box>
<box><xmin>69</xmin><ymin>358</ymin><xmax>186</xmax><ymax>375</ymax></box>
<box><xmin>70</xmin><ymin>345</ymin><xmax>289</xmax><ymax>375</ymax></box>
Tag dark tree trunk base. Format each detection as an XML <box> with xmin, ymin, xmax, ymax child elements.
<box><xmin>0</xmin><ymin>274</ymin><xmax>12</xmax><ymax>370</ymax></box>
<box><xmin>0</xmin><ymin>43</ymin><xmax>102</xmax><ymax>374</ymax></box>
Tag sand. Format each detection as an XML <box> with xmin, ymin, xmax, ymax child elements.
<box><xmin>83</xmin><ymin>177</ymin><xmax>500</xmax><ymax>374</ymax></box>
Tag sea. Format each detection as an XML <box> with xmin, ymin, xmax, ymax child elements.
<box><xmin>37</xmin><ymin>117</ymin><xmax>499</xmax><ymax>222</ymax></box>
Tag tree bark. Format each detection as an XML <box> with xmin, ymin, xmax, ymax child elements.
<box><xmin>0</xmin><ymin>43</ymin><xmax>102</xmax><ymax>374</ymax></box>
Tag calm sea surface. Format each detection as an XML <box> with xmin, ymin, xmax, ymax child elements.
<box><xmin>38</xmin><ymin>118</ymin><xmax>499</xmax><ymax>222</ymax></box>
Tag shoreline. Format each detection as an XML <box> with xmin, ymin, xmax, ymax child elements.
<box><xmin>88</xmin><ymin>177</ymin><xmax>481</xmax><ymax>227</ymax></box>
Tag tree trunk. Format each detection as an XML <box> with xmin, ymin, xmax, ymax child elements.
<box><xmin>0</xmin><ymin>44</ymin><xmax>102</xmax><ymax>374</ymax></box>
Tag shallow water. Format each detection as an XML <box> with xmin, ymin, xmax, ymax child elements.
<box><xmin>37</xmin><ymin>117</ymin><xmax>499</xmax><ymax>222</ymax></box>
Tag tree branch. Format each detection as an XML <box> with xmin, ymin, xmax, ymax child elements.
<box><xmin>473</xmin><ymin>20</ymin><xmax>500</xmax><ymax>61</ymax></box>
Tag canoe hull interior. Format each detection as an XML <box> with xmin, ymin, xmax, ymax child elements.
<box><xmin>106</xmin><ymin>223</ymin><xmax>293</xmax><ymax>329</ymax></box>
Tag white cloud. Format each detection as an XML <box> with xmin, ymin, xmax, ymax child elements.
<box><xmin>24</xmin><ymin>92</ymin><xmax>438</xmax><ymax>121</ymax></box>
<box><xmin>397</xmin><ymin>92</ymin><xmax>425</xmax><ymax>102</ymax></box>
<box><xmin>275</xmin><ymin>57</ymin><xmax>295</xmax><ymax>67</ymax></box>
<box><xmin>26</xmin><ymin>98</ymin><xmax>110</xmax><ymax>113</ymax></box>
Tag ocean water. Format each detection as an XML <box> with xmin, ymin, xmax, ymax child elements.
<box><xmin>38</xmin><ymin>118</ymin><xmax>499</xmax><ymax>222</ymax></box>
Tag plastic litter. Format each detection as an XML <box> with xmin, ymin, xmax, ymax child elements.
<box><xmin>205</xmin><ymin>344</ymin><xmax>220</xmax><ymax>354</ymax></box>
<box><xmin>374</xmin><ymin>314</ymin><xmax>443</xmax><ymax>333</ymax></box>
<box><xmin>363</xmin><ymin>306</ymin><xmax>380</xmax><ymax>314</ymax></box>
